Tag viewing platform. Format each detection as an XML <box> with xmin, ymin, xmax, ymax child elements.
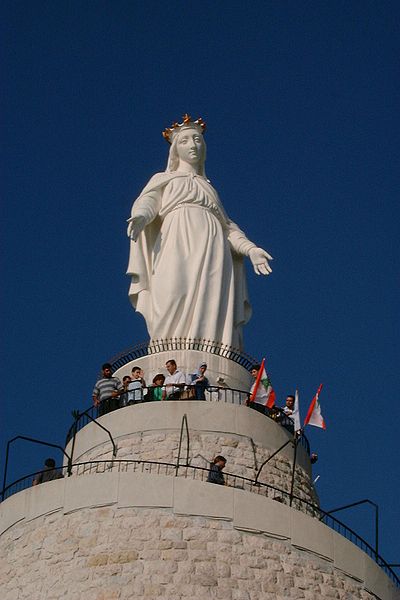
<box><xmin>1</xmin><ymin>340</ymin><xmax>399</xmax><ymax>599</ymax></box>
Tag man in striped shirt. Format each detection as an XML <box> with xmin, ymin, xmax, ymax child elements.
<box><xmin>92</xmin><ymin>363</ymin><xmax>124</xmax><ymax>415</ymax></box>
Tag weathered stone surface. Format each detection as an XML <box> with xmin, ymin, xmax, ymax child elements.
<box><xmin>0</xmin><ymin>505</ymin><xmax>390</xmax><ymax>599</ymax></box>
<box><xmin>73</xmin><ymin>429</ymin><xmax>317</xmax><ymax>505</ymax></box>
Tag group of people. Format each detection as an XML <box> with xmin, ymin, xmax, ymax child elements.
<box><xmin>92</xmin><ymin>360</ymin><xmax>209</xmax><ymax>415</ymax></box>
<box><xmin>92</xmin><ymin>361</ymin><xmax>297</xmax><ymax>432</ymax></box>
<box><xmin>31</xmin><ymin>363</ymin><xmax>304</xmax><ymax>489</ymax></box>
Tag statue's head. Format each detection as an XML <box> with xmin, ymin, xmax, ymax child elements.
<box><xmin>163</xmin><ymin>114</ymin><xmax>207</xmax><ymax>175</ymax></box>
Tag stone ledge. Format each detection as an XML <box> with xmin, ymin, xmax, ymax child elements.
<box><xmin>0</xmin><ymin>471</ymin><xmax>397</xmax><ymax>600</ymax></box>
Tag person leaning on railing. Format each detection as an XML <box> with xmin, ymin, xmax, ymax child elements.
<box><xmin>147</xmin><ymin>374</ymin><xmax>166</xmax><ymax>401</ymax></box>
<box><xmin>92</xmin><ymin>363</ymin><xmax>124</xmax><ymax>415</ymax></box>
<box><xmin>247</xmin><ymin>364</ymin><xmax>268</xmax><ymax>414</ymax></box>
<box><xmin>282</xmin><ymin>395</ymin><xmax>295</xmax><ymax>418</ymax></box>
<box><xmin>186</xmin><ymin>362</ymin><xmax>209</xmax><ymax>400</ymax></box>
<box><xmin>32</xmin><ymin>458</ymin><xmax>63</xmax><ymax>486</ymax></box>
<box><xmin>127</xmin><ymin>365</ymin><xmax>147</xmax><ymax>404</ymax></box>
<box><xmin>207</xmin><ymin>455</ymin><xmax>226</xmax><ymax>485</ymax></box>
<box><xmin>163</xmin><ymin>359</ymin><xmax>186</xmax><ymax>399</ymax></box>
<box><xmin>120</xmin><ymin>375</ymin><xmax>132</xmax><ymax>407</ymax></box>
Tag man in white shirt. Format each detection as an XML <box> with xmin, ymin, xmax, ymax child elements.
<box><xmin>163</xmin><ymin>359</ymin><xmax>186</xmax><ymax>399</ymax></box>
<box><xmin>283</xmin><ymin>395</ymin><xmax>295</xmax><ymax>417</ymax></box>
<box><xmin>281</xmin><ymin>394</ymin><xmax>295</xmax><ymax>433</ymax></box>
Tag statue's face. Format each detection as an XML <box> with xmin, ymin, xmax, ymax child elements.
<box><xmin>176</xmin><ymin>128</ymin><xmax>204</xmax><ymax>165</ymax></box>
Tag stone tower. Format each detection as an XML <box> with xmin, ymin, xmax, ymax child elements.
<box><xmin>0</xmin><ymin>341</ymin><xmax>398</xmax><ymax>599</ymax></box>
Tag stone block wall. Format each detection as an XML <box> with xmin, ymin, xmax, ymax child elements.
<box><xmin>75</xmin><ymin>430</ymin><xmax>316</xmax><ymax>505</ymax></box>
<box><xmin>0</xmin><ymin>505</ymin><xmax>385</xmax><ymax>600</ymax></box>
<box><xmin>66</xmin><ymin>402</ymin><xmax>316</xmax><ymax>508</ymax></box>
<box><xmin>1</xmin><ymin>474</ymin><xmax>397</xmax><ymax>600</ymax></box>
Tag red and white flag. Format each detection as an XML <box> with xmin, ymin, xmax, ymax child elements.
<box><xmin>304</xmin><ymin>384</ymin><xmax>326</xmax><ymax>429</ymax></box>
<box><xmin>250</xmin><ymin>358</ymin><xmax>276</xmax><ymax>408</ymax></box>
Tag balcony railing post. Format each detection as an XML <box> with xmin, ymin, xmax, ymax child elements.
<box><xmin>1</xmin><ymin>438</ymin><xmax>12</xmax><ymax>501</ymax></box>
<box><xmin>254</xmin><ymin>439</ymin><xmax>294</xmax><ymax>485</ymax></box>
<box><xmin>323</xmin><ymin>498</ymin><xmax>379</xmax><ymax>561</ymax></box>
<box><xmin>1</xmin><ymin>435</ymin><xmax>72</xmax><ymax>496</ymax></box>
<box><xmin>81</xmin><ymin>410</ymin><xmax>117</xmax><ymax>457</ymax></box>
<box><xmin>69</xmin><ymin>412</ymin><xmax>80</xmax><ymax>476</ymax></box>
<box><xmin>176</xmin><ymin>414</ymin><xmax>190</xmax><ymax>476</ymax></box>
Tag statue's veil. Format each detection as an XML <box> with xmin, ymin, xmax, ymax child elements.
<box><xmin>166</xmin><ymin>131</ymin><xmax>207</xmax><ymax>178</ymax></box>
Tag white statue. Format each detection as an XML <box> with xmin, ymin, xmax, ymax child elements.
<box><xmin>127</xmin><ymin>115</ymin><xmax>272</xmax><ymax>350</ymax></box>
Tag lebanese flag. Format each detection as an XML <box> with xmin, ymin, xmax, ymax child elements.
<box><xmin>304</xmin><ymin>384</ymin><xmax>326</xmax><ymax>429</ymax></box>
<box><xmin>250</xmin><ymin>358</ymin><xmax>276</xmax><ymax>408</ymax></box>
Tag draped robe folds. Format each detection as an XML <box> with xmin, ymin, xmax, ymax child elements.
<box><xmin>127</xmin><ymin>172</ymin><xmax>256</xmax><ymax>350</ymax></box>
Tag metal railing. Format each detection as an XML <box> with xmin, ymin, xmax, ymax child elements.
<box><xmin>65</xmin><ymin>387</ymin><xmax>310</xmax><ymax>455</ymax></box>
<box><xmin>65</xmin><ymin>386</ymin><xmax>246</xmax><ymax>443</ymax></box>
<box><xmin>1</xmin><ymin>458</ymin><xmax>398</xmax><ymax>587</ymax></box>
<box><xmin>107</xmin><ymin>338</ymin><xmax>258</xmax><ymax>372</ymax></box>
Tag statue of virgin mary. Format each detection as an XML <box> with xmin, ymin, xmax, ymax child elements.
<box><xmin>127</xmin><ymin>115</ymin><xmax>272</xmax><ymax>350</ymax></box>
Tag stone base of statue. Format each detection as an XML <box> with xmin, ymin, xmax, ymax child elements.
<box><xmin>1</xmin><ymin>338</ymin><xmax>397</xmax><ymax>599</ymax></box>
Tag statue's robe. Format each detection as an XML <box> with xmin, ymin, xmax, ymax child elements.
<box><xmin>127</xmin><ymin>172</ymin><xmax>255</xmax><ymax>350</ymax></box>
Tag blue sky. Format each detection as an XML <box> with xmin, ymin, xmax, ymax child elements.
<box><xmin>1</xmin><ymin>1</ymin><xmax>399</xmax><ymax>566</ymax></box>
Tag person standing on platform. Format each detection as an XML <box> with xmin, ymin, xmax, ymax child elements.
<box><xmin>163</xmin><ymin>359</ymin><xmax>186</xmax><ymax>399</ymax></box>
<box><xmin>188</xmin><ymin>363</ymin><xmax>209</xmax><ymax>400</ymax></box>
<box><xmin>281</xmin><ymin>394</ymin><xmax>296</xmax><ymax>434</ymax></box>
<box><xmin>120</xmin><ymin>375</ymin><xmax>132</xmax><ymax>407</ymax></box>
<box><xmin>283</xmin><ymin>395</ymin><xmax>295</xmax><ymax>417</ymax></box>
<box><xmin>147</xmin><ymin>374</ymin><xmax>165</xmax><ymax>401</ymax></box>
<box><xmin>32</xmin><ymin>458</ymin><xmax>63</xmax><ymax>486</ymax></box>
<box><xmin>248</xmin><ymin>364</ymin><xmax>267</xmax><ymax>414</ymax></box>
<box><xmin>127</xmin><ymin>365</ymin><xmax>146</xmax><ymax>403</ymax></box>
<box><xmin>207</xmin><ymin>456</ymin><xmax>226</xmax><ymax>485</ymax></box>
<box><xmin>92</xmin><ymin>363</ymin><xmax>124</xmax><ymax>415</ymax></box>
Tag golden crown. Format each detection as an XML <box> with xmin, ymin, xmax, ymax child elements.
<box><xmin>162</xmin><ymin>113</ymin><xmax>206</xmax><ymax>144</ymax></box>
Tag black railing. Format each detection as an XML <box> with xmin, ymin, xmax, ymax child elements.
<box><xmin>65</xmin><ymin>387</ymin><xmax>310</xmax><ymax>455</ymax></box>
<box><xmin>107</xmin><ymin>338</ymin><xmax>258</xmax><ymax>372</ymax></box>
<box><xmin>66</xmin><ymin>386</ymin><xmax>249</xmax><ymax>443</ymax></box>
<box><xmin>1</xmin><ymin>458</ymin><xmax>398</xmax><ymax>587</ymax></box>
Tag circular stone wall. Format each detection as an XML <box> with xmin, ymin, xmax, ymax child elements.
<box><xmin>66</xmin><ymin>401</ymin><xmax>316</xmax><ymax>505</ymax></box>
<box><xmin>0</xmin><ymin>473</ymin><xmax>396</xmax><ymax>600</ymax></box>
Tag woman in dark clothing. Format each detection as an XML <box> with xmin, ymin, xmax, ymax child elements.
<box><xmin>207</xmin><ymin>455</ymin><xmax>226</xmax><ymax>485</ymax></box>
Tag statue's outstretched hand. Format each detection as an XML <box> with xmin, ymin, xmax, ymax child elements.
<box><xmin>127</xmin><ymin>216</ymin><xmax>146</xmax><ymax>242</ymax></box>
<box><xmin>249</xmin><ymin>247</ymin><xmax>273</xmax><ymax>276</ymax></box>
